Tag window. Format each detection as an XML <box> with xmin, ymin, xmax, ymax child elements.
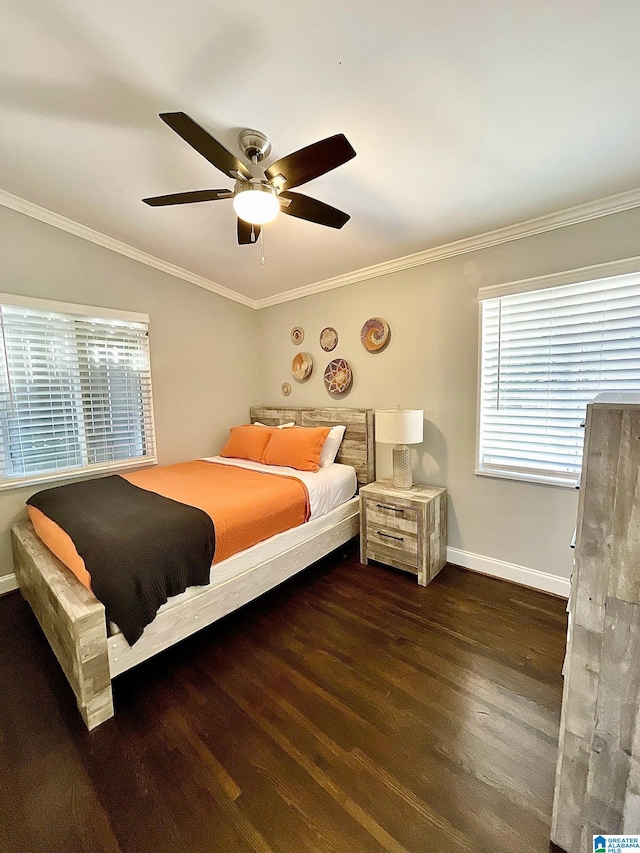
<box><xmin>477</xmin><ymin>270</ymin><xmax>640</xmax><ymax>487</ymax></box>
<box><xmin>0</xmin><ymin>295</ymin><xmax>156</xmax><ymax>489</ymax></box>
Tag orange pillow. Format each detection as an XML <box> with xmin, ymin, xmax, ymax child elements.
<box><xmin>220</xmin><ymin>425</ymin><xmax>274</xmax><ymax>462</ymax></box>
<box><xmin>263</xmin><ymin>426</ymin><xmax>331</xmax><ymax>472</ymax></box>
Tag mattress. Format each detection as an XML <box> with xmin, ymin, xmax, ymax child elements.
<box><xmin>106</xmin><ymin>462</ymin><xmax>356</xmax><ymax>638</ymax></box>
<box><xmin>28</xmin><ymin>459</ymin><xmax>357</xmax><ymax>597</ymax></box>
<box><xmin>203</xmin><ymin>456</ymin><xmax>357</xmax><ymax>519</ymax></box>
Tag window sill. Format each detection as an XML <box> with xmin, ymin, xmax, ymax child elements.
<box><xmin>0</xmin><ymin>456</ymin><xmax>158</xmax><ymax>492</ymax></box>
<box><xmin>475</xmin><ymin>468</ymin><xmax>579</xmax><ymax>489</ymax></box>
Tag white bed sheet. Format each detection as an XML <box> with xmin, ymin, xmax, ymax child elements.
<box><xmin>201</xmin><ymin>456</ymin><xmax>357</xmax><ymax>520</ymax></box>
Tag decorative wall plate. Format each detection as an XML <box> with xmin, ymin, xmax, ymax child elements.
<box><xmin>291</xmin><ymin>351</ymin><xmax>313</xmax><ymax>381</ymax></box>
<box><xmin>281</xmin><ymin>382</ymin><xmax>292</xmax><ymax>397</ymax></box>
<box><xmin>361</xmin><ymin>317</ymin><xmax>390</xmax><ymax>352</ymax></box>
<box><xmin>290</xmin><ymin>326</ymin><xmax>304</xmax><ymax>345</ymax></box>
<box><xmin>323</xmin><ymin>358</ymin><xmax>352</xmax><ymax>395</ymax></box>
<box><xmin>319</xmin><ymin>327</ymin><xmax>338</xmax><ymax>352</ymax></box>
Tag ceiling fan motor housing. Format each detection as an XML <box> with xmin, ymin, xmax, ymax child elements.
<box><xmin>238</xmin><ymin>129</ymin><xmax>272</xmax><ymax>163</ymax></box>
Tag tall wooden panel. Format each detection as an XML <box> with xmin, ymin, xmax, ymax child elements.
<box><xmin>552</xmin><ymin>400</ymin><xmax>640</xmax><ymax>851</ymax></box>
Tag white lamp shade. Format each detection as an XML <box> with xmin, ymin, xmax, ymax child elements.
<box><xmin>375</xmin><ymin>409</ymin><xmax>424</xmax><ymax>445</ymax></box>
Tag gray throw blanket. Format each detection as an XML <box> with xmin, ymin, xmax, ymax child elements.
<box><xmin>27</xmin><ymin>475</ymin><xmax>215</xmax><ymax>645</ymax></box>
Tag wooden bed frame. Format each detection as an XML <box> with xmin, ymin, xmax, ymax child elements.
<box><xmin>11</xmin><ymin>406</ymin><xmax>374</xmax><ymax>730</ymax></box>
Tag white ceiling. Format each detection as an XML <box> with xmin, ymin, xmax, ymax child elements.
<box><xmin>2</xmin><ymin>0</ymin><xmax>640</xmax><ymax>302</ymax></box>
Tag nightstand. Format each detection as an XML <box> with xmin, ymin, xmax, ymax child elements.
<box><xmin>359</xmin><ymin>480</ymin><xmax>447</xmax><ymax>586</ymax></box>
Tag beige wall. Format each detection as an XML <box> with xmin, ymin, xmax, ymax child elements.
<box><xmin>0</xmin><ymin>205</ymin><xmax>260</xmax><ymax>580</ymax></box>
<box><xmin>4</xmin><ymin>202</ymin><xmax>640</xmax><ymax>587</ymax></box>
<box><xmin>257</xmin><ymin>206</ymin><xmax>640</xmax><ymax>581</ymax></box>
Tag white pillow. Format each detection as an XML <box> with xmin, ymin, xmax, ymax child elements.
<box><xmin>319</xmin><ymin>424</ymin><xmax>346</xmax><ymax>467</ymax></box>
<box><xmin>253</xmin><ymin>421</ymin><xmax>295</xmax><ymax>428</ymax></box>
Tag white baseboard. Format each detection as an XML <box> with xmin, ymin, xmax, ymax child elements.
<box><xmin>0</xmin><ymin>551</ymin><xmax>570</xmax><ymax>600</ymax></box>
<box><xmin>0</xmin><ymin>572</ymin><xmax>18</xmax><ymax>596</ymax></box>
<box><xmin>446</xmin><ymin>547</ymin><xmax>570</xmax><ymax>598</ymax></box>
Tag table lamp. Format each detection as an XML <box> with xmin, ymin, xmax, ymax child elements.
<box><xmin>375</xmin><ymin>408</ymin><xmax>424</xmax><ymax>489</ymax></box>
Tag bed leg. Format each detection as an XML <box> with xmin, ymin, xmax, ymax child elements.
<box><xmin>79</xmin><ymin>682</ymin><xmax>114</xmax><ymax>731</ymax></box>
<box><xmin>12</xmin><ymin>522</ymin><xmax>115</xmax><ymax>731</ymax></box>
<box><xmin>74</xmin><ymin>611</ymin><xmax>114</xmax><ymax>730</ymax></box>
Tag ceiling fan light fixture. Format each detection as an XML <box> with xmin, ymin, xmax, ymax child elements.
<box><xmin>233</xmin><ymin>182</ymin><xmax>279</xmax><ymax>225</ymax></box>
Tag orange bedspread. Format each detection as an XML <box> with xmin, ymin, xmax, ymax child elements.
<box><xmin>28</xmin><ymin>460</ymin><xmax>310</xmax><ymax>593</ymax></box>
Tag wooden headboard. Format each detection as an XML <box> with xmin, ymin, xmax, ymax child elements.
<box><xmin>249</xmin><ymin>406</ymin><xmax>375</xmax><ymax>486</ymax></box>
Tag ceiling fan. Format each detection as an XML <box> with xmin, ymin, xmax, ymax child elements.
<box><xmin>143</xmin><ymin>112</ymin><xmax>356</xmax><ymax>245</ymax></box>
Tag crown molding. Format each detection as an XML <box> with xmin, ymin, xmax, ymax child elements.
<box><xmin>3</xmin><ymin>185</ymin><xmax>640</xmax><ymax>311</ymax></box>
<box><xmin>255</xmin><ymin>186</ymin><xmax>640</xmax><ymax>307</ymax></box>
<box><xmin>0</xmin><ymin>189</ymin><xmax>257</xmax><ymax>309</ymax></box>
<box><xmin>477</xmin><ymin>254</ymin><xmax>640</xmax><ymax>301</ymax></box>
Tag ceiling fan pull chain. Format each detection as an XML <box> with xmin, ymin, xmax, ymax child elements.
<box><xmin>260</xmin><ymin>227</ymin><xmax>265</xmax><ymax>265</ymax></box>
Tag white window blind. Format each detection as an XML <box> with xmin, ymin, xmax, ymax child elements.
<box><xmin>478</xmin><ymin>272</ymin><xmax>640</xmax><ymax>487</ymax></box>
<box><xmin>0</xmin><ymin>299</ymin><xmax>156</xmax><ymax>489</ymax></box>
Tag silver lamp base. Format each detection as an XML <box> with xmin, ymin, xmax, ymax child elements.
<box><xmin>392</xmin><ymin>445</ymin><xmax>412</xmax><ymax>489</ymax></box>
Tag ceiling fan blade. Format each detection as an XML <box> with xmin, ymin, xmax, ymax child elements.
<box><xmin>265</xmin><ymin>134</ymin><xmax>356</xmax><ymax>190</ymax></box>
<box><xmin>237</xmin><ymin>218</ymin><xmax>261</xmax><ymax>245</ymax></box>
<box><xmin>160</xmin><ymin>112</ymin><xmax>252</xmax><ymax>181</ymax></box>
<box><xmin>143</xmin><ymin>189</ymin><xmax>231</xmax><ymax>206</ymax></box>
<box><xmin>279</xmin><ymin>191</ymin><xmax>350</xmax><ymax>229</ymax></box>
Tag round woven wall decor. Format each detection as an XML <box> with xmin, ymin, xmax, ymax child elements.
<box><xmin>323</xmin><ymin>358</ymin><xmax>352</xmax><ymax>395</ymax></box>
<box><xmin>290</xmin><ymin>327</ymin><xmax>304</xmax><ymax>345</ymax></box>
<box><xmin>360</xmin><ymin>317</ymin><xmax>390</xmax><ymax>352</ymax></box>
<box><xmin>319</xmin><ymin>327</ymin><xmax>338</xmax><ymax>352</ymax></box>
<box><xmin>291</xmin><ymin>352</ymin><xmax>313</xmax><ymax>381</ymax></box>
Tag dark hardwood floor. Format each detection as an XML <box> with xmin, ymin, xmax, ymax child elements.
<box><xmin>0</xmin><ymin>544</ymin><xmax>568</xmax><ymax>853</ymax></box>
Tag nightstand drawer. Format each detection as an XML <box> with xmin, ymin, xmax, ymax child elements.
<box><xmin>365</xmin><ymin>523</ymin><xmax>418</xmax><ymax>568</ymax></box>
<box><xmin>363</xmin><ymin>499</ymin><xmax>418</xmax><ymax>533</ymax></box>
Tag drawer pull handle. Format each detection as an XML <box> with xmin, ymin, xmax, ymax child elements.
<box><xmin>377</xmin><ymin>531</ymin><xmax>404</xmax><ymax>542</ymax></box>
<box><xmin>376</xmin><ymin>503</ymin><xmax>403</xmax><ymax>513</ymax></box>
